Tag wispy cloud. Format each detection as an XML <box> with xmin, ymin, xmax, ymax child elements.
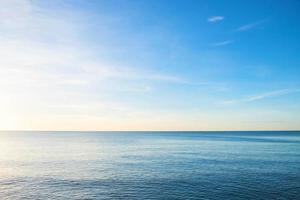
<box><xmin>0</xmin><ymin>0</ymin><xmax>194</xmax><ymax>93</ymax></box>
<box><xmin>236</xmin><ymin>19</ymin><xmax>268</xmax><ymax>31</ymax></box>
<box><xmin>218</xmin><ymin>88</ymin><xmax>300</xmax><ymax>105</ymax></box>
<box><xmin>0</xmin><ymin>0</ymin><xmax>200</xmax><ymax>128</ymax></box>
<box><xmin>244</xmin><ymin>89</ymin><xmax>300</xmax><ymax>102</ymax></box>
<box><xmin>211</xmin><ymin>40</ymin><xmax>233</xmax><ymax>47</ymax></box>
<box><xmin>208</xmin><ymin>16</ymin><xmax>224</xmax><ymax>22</ymax></box>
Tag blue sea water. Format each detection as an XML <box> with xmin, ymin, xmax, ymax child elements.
<box><xmin>0</xmin><ymin>131</ymin><xmax>299</xmax><ymax>200</ymax></box>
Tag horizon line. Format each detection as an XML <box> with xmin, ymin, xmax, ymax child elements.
<box><xmin>1</xmin><ymin>130</ymin><xmax>299</xmax><ymax>132</ymax></box>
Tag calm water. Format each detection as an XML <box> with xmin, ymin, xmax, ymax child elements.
<box><xmin>0</xmin><ymin>131</ymin><xmax>300</xmax><ymax>200</ymax></box>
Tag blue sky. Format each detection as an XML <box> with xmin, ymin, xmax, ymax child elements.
<box><xmin>0</xmin><ymin>0</ymin><xmax>299</xmax><ymax>130</ymax></box>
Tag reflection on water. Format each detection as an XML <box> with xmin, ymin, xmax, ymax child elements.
<box><xmin>0</xmin><ymin>131</ymin><xmax>300</xmax><ymax>199</ymax></box>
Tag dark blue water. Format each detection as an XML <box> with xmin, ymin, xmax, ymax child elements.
<box><xmin>0</xmin><ymin>131</ymin><xmax>299</xmax><ymax>199</ymax></box>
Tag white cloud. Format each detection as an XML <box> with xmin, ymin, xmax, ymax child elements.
<box><xmin>208</xmin><ymin>16</ymin><xmax>224</xmax><ymax>22</ymax></box>
<box><xmin>236</xmin><ymin>19</ymin><xmax>268</xmax><ymax>31</ymax></box>
<box><xmin>244</xmin><ymin>89</ymin><xmax>300</xmax><ymax>102</ymax></box>
<box><xmin>217</xmin><ymin>89</ymin><xmax>300</xmax><ymax>105</ymax></box>
<box><xmin>211</xmin><ymin>40</ymin><xmax>233</xmax><ymax>47</ymax></box>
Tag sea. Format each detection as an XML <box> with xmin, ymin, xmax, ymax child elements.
<box><xmin>0</xmin><ymin>131</ymin><xmax>299</xmax><ymax>200</ymax></box>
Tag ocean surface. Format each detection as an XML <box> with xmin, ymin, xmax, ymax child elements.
<box><xmin>0</xmin><ymin>131</ymin><xmax>299</xmax><ymax>200</ymax></box>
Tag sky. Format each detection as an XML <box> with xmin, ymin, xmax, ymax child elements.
<box><xmin>0</xmin><ymin>0</ymin><xmax>300</xmax><ymax>131</ymax></box>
